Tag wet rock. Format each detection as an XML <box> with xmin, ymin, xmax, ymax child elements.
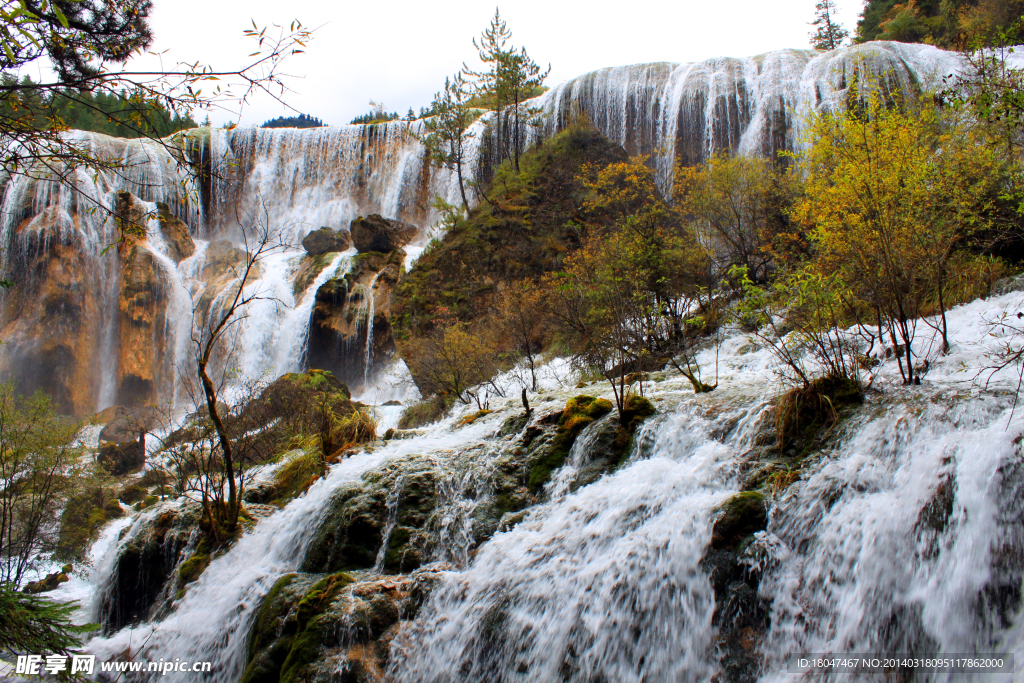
<box><xmin>0</xmin><ymin>216</ymin><xmax>101</xmax><ymax>415</ymax></box>
<box><xmin>307</xmin><ymin>250</ymin><xmax>403</xmax><ymax>389</ymax></box>
<box><xmin>526</xmin><ymin>395</ymin><xmax>613</xmax><ymax>492</ymax></box>
<box><xmin>117</xmin><ymin>238</ymin><xmax>169</xmax><ymax>406</ymax></box>
<box><xmin>301</xmin><ymin>454</ymin><xmax>438</xmax><ymax>575</ymax></box>
<box><xmin>201</xmin><ymin>240</ymin><xmax>248</xmax><ymax>281</ymax></box>
<box><xmin>470</xmin><ymin>453</ymin><xmax>534</xmax><ymax>542</ymax></box>
<box><xmin>292</xmin><ymin>252</ymin><xmax>341</xmax><ymax>296</ymax></box>
<box><xmin>302</xmin><ymin>227</ymin><xmax>352</xmax><ymax>256</ymax></box>
<box><xmin>118</xmin><ymin>483</ymin><xmax>147</xmax><ymax>505</ymax></box>
<box><xmin>242</xmin><ymin>569</ymin><xmax>444</xmax><ymax>683</ymax></box>
<box><xmin>97</xmin><ymin>501</ymin><xmax>203</xmax><ymax>632</ymax></box>
<box><xmin>711</xmin><ymin>491</ymin><xmax>767</xmax><ymax>551</ymax></box>
<box><xmin>155</xmin><ymin>202</ymin><xmax>195</xmax><ymax>263</ymax></box>
<box><xmin>704</xmin><ymin>492</ymin><xmax>771</xmax><ymax>683</ymax></box>
<box><xmin>350</xmin><ymin>214</ymin><xmax>417</xmax><ymax>254</ymax></box>
<box><xmin>993</xmin><ymin>273</ymin><xmax>1024</xmax><ymax>296</ymax></box>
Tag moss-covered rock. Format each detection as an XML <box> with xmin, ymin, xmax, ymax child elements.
<box><xmin>23</xmin><ymin>568</ymin><xmax>71</xmax><ymax>594</ymax></box>
<box><xmin>292</xmin><ymin>252</ymin><xmax>343</xmax><ymax>296</ymax></box>
<box><xmin>397</xmin><ymin>398</ymin><xmax>446</xmax><ymax>429</ymax></box>
<box><xmin>301</xmin><ymin>455</ymin><xmax>437</xmax><ymax>575</ymax></box>
<box><xmin>775</xmin><ymin>375</ymin><xmax>863</xmax><ymax>459</ymax></box>
<box><xmin>711</xmin><ymin>491</ymin><xmax>767</xmax><ymax>552</ymax></box>
<box><xmin>118</xmin><ymin>483</ymin><xmax>147</xmax><ymax>505</ymax></box>
<box><xmin>56</xmin><ymin>486</ymin><xmax>123</xmax><ymax>561</ymax></box>
<box><xmin>242</xmin><ymin>570</ymin><xmax>442</xmax><ymax>683</ymax></box>
<box><xmin>704</xmin><ymin>491</ymin><xmax>772</xmax><ymax>682</ymax></box>
<box><xmin>177</xmin><ymin>538</ymin><xmax>212</xmax><ymax>588</ymax></box>
<box><xmin>97</xmin><ymin>439</ymin><xmax>145</xmax><ymax>475</ymax></box>
<box><xmin>526</xmin><ymin>395</ymin><xmax>613</xmax><ymax>492</ymax></box>
<box><xmin>455</xmin><ymin>409</ymin><xmax>493</xmax><ymax>427</ymax></box>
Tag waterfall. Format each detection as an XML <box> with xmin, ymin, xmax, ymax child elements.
<box><xmin>71</xmin><ymin>273</ymin><xmax>1024</xmax><ymax>681</ymax></box>
<box><xmin>363</xmin><ymin>270</ymin><xmax>384</xmax><ymax>389</ymax></box>
<box><xmin>85</xmin><ymin>415</ymin><xmax>509</xmax><ymax>683</ymax></box>
<box><xmin>0</xmin><ymin>41</ymin><xmax>966</xmax><ymax>413</ymax></box>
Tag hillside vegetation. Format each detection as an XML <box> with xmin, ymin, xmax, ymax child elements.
<box><xmin>393</xmin><ymin>70</ymin><xmax>1024</xmax><ymax>430</ymax></box>
<box><xmin>856</xmin><ymin>0</ymin><xmax>1024</xmax><ymax>46</ymax></box>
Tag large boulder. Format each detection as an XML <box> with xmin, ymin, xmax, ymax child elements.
<box><xmin>99</xmin><ymin>405</ymin><xmax>162</xmax><ymax>443</ymax></box>
<box><xmin>97</xmin><ymin>439</ymin><xmax>145</xmax><ymax>476</ymax></box>
<box><xmin>350</xmin><ymin>215</ymin><xmax>417</xmax><ymax>254</ymax></box>
<box><xmin>302</xmin><ymin>227</ymin><xmax>352</xmax><ymax>255</ymax></box>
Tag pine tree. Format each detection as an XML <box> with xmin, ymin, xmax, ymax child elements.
<box><xmin>420</xmin><ymin>72</ymin><xmax>476</xmax><ymax>214</ymax></box>
<box><xmin>810</xmin><ymin>0</ymin><xmax>850</xmax><ymax>50</ymax></box>
<box><xmin>467</xmin><ymin>8</ymin><xmax>550</xmax><ymax>172</ymax></box>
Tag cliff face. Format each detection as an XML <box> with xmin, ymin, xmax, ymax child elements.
<box><xmin>0</xmin><ymin>217</ymin><xmax>103</xmax><ymax>415</ymax></box>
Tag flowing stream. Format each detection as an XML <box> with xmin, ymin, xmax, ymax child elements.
<box><xmin>5</xmin><ymin>40</ymin><xmax>1023</xmax><ymax>682</ymax></box>
<box><xmin>79</xmin><ymin>288</ymin><xmax>1024</xmax><ymax>682</ymax></box>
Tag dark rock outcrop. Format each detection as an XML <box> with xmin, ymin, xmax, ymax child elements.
<box><xmin>703</xmin><ymin>491</ymin><xmax>771</xmax><ymax>683</ymax></box>
<box><xmin>350</xmin><ymin>215</ymin><xmax>417</xmax><ymax>254</ymax></box>
<box><xmin>98</xmin><ymin>501</ymin><xmax>202</xmax><ymax>633</ymax></box>
<box><xmin>99</xmin><ymin>405</ymin><xmax>161</xmax><ymax>443</ymax></box>
<box><xmin>302</xmin><ymin>227</ymin><xmax>352</xmax><ymax>255</ymax></box>
<box><xmin>307</xmin><ymin>250</ymin><xmax>403</xmax><ymax>389</ymax></box>
<box><xmin>97</xmin><ymin>439</ymin><xmax>146</xmax><ymax>475</ymax></box>
<box><xmin>301</xmin><ymin>454</ymin><xmax>437</xmax><ymax>575</ymax></box>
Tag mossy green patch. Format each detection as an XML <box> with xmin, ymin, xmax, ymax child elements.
<box><xmin>243</xmin><ymin>572</ymin><xmax>358</xmax><ymax>683</ymax></box>
<box><xmin>711</xmin><ymin>491</ymin><xmax>767</xmax><ymax>551</ymax></box>
<box><xmin>527</xmin><ymin>395</ymin><xmax>613</xmax><ymax>492</ymax></box>
<box><xmin>775</xmin><ymin>375</ymin><xmax>863</xmax><ymax>459</ymax></box>
<box><xmin>177</xmin><ymin>539</ymin><xmax>212</xmax><ymax>587</ymax></box>
<box><xmin>56</xmin><ymin>487</ymin><xmax>122</xmax><ymax>561</ymax></box>
<box><xmin>269</xmin><ymin>450</ymin><xmax>321</xmax><ymax>507</ymax></box>
<box><xmin>397</xmin><ymin>398</ymin><xmax>447</xmax><ymax>429</ymax></box>
<box><xmin>118</xmin><ymin>483</ymin><xmax>146</xmax><ymax>504</ymax></box>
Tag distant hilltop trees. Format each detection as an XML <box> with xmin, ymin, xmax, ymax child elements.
<box><xmin>0</xmin><ymin>74</ymin><xmax>198</xmax><ymax>139</ymax></box>
<box><xmin>261</xmin><ymin>113</ymin><xmax>325</xmax><ymax>128</ymax></box>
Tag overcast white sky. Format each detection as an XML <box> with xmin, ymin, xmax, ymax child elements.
<box><xmin>126</xmin><ymin>0</ymin><xmax>866</xmax><ymax>126</ymax></box>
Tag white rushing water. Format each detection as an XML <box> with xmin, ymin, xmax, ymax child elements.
<box><xmin>84</xmin><ymin>414</ymin><xmax>505</xmax><ymax>682</ymax></box>
<box><xmin>73</xmin><ymin>287</ymin><xmax>1024</xmax><ymax>682</ymax></box>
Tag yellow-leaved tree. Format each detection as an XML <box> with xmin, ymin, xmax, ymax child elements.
<box><xmin>795</xmin><ymin>94</ymin><xmax>1004</xmax><ymax>384</ymax></box>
